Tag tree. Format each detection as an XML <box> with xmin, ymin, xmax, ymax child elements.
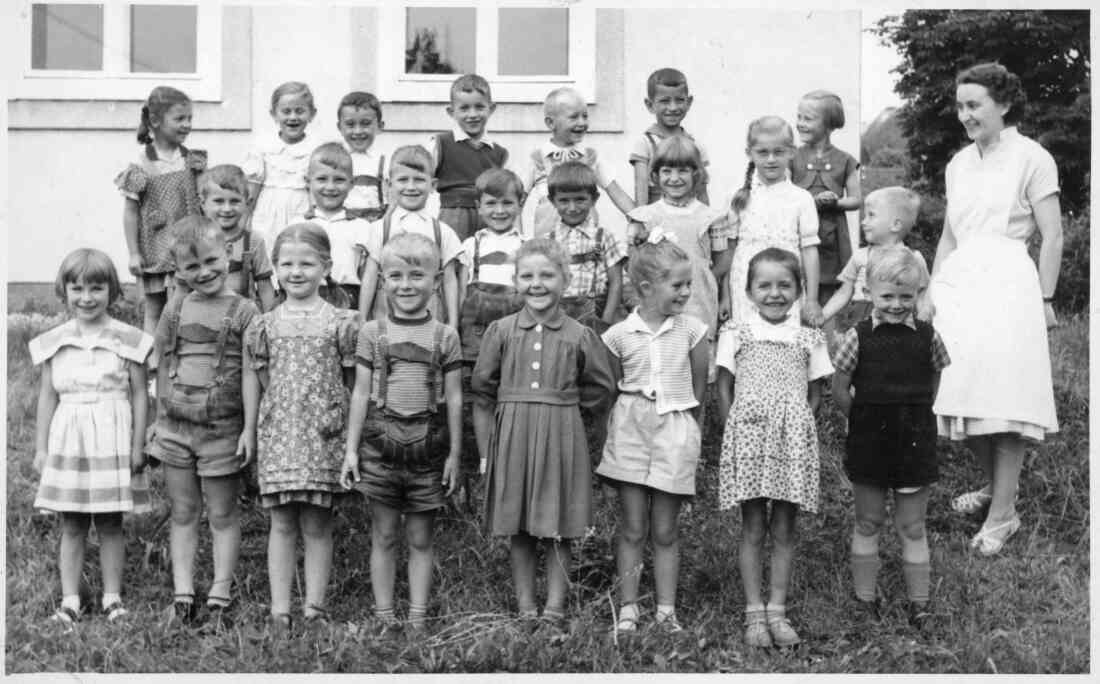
<box><xmin>873</xmin><ymin>11</ymin><xmax>1090</xmax><ymax>213</ymax></box>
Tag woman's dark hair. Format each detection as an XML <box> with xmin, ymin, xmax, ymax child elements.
<box><xmin>957</xmin><ymin>62</ymin><xmax>1026</xmax><ymax>124</ymax></box>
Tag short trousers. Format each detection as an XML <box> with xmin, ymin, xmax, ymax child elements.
<box><xmin>146</xmin><ymin>412</ymin><xmax>245</xmax><ymax>478</ymax></box>
<box><xmin>355</xmin><ymin>459</ymin><xmax>446</xmax><ymax>513</ymax></box>
<box><xmin>459</xmin><ymin>283</ymin><xmax>523</xmax><ymax>362</ymax></box>
<box><xmin>357</xmin><ymin>404</ymin><xmax>450</xmax><ymax>471</ymax></box>
<box><xmin>559</xmin><ymin>295</ymin><xmax>609</xmax><ymax>334</ymax></box>
<box><xmin>844</xmin><ymin>402</ymin><xmax>938</xmax><ymax>489</ymax></box>
<box><xmin>597</xmin><ymin>393</ymin><xmax>700</xmax><ymax>495</ymax></box>
<box><xmin>140</xmin><ymin>271</ymin><xmax>171</xmax><ymax>296</ymax></box>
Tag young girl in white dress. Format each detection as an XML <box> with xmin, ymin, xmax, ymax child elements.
<box><xmin>30</xmin><ymin>249</ymin><xmax>153</xmax><ymax>625</ymax></box>
<box><xmin>725</xmin><ymin>116</ymin><xmax>822</xmax><ymax>328</ymax></box>
<box><xmin>716</xmin><ymin>247</ymin><xmax>832</xmax><ymax>648</ymax></box>
<box><xmin>244</xmin><ymin>82</ymin><xmax>317</xmax><ymax>253</ymax></box>
<box><xmin>599</xmin><ymin>238</ymin><xmax>708</xmax><ymax>635</ymax></box>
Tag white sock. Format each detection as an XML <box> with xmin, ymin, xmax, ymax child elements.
<box><xmin>61</xmin><ymin>594</ymin><xmax>81</xmax><ymax>613</ymax></box>
<box><xmin>101</xmin><ymin>593</ymin><xmax>121</xmax><ymax>610</ymax></box>
<box><xmin>656</xmin><ymin>603</ymin><xmax>675</xmax><ymax>620</ymax></box>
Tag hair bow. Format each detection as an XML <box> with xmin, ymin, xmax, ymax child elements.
<box><xmin>645</xmin><ymin>228</ymin><xmax>678</xmax><ymax>245</ymax></box>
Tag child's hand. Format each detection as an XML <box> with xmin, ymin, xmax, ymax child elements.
<box><xmin>814</xmin><ymin>191</ymin><xmax>839</xmax><ymax>209</ymax></box>
<box><xmin>717</xmin><ymin>298</ymin><xmax>731</xmax><ymax>323</ymax></box>
<box><xmin>128</xmin><ymin>253</ymin><xmax>144</xmax><ymax>278</ymax></box>
<box><xmin>802</xmin><ymin>301</ymin><xmax>825</xmax><ymax>327</ymax></box>
<box><xmin>441</xmin><ymin>453</ymin><xmax>460</xmax><ymax>497</ymax></box>
<box><xmin>236</xmin><ymin>431</ymin><xmax>255</xmax><ymax>467</ymax></box>
<box><xmin>130</xmin><ymin>451</ymin><xmax>147</xmax><ymax>475</ymax></box>
<box><xmin>1044</xmin><ymin>301</ymin><xmax>1059</xmax><ymax>329</ymax></box>
<box><xmin>33</xmin><ymin>449</ymin><xmax>47</xmax><ymax>473</ymax></box>
<box><xmin>479</xmin><ymin>457</ymin><xmax>487</xmax><ymax>475</ymax></box>
<box><xmin>340</xmin><ymin>450</ymin><xmax>360</xmax><ymax>490</ymax></box>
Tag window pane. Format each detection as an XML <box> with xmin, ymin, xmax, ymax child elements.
<box><xmin>498</xmin><ymin>8</ymin><xmax>567</xmax><ymax>76</ymax></box>
<box><xmin>405</xmin><ymin>7</ymin><xmax>475</xmax><ymax>74</ymax></box>
<box><xmin>130</xmin><ymin>5</ymin><xmax>197</xmax><ymax>73</ymax></box>
<box><xmin>31</xmin><ymin>4</ymin><xmax>103</xmax><ymax>70</ymax></box>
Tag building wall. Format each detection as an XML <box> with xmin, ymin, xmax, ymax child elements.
<box><xmin>6</xmin><ymin>7</ymin><xmax>860</xmax><ymax>283</ymax></box>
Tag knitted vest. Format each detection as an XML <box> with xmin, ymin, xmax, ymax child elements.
<box><xmin>435</xmin><ymin>131</ymin><xmax>507</xmax><ymax>208</ymax></box>
<box><xmin>851</xmin><ymin>318</ymin><xmax>936</xmax><ymax>405</ymax></box>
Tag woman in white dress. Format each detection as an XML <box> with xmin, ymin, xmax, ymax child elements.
<box><xmin>930</xmin><ymin>63</ymin><xmax>1063</xmax><ymax>555</ymax></box>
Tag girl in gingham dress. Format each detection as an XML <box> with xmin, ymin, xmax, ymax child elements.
<box><xmin>715</xmin><ymin>248</ymin><xmax>832</xmax><ymax>649</ymax></box>
<box><xmin>599</xmin><ymin>238</ymin><xmax>708</xmax><ymax>635</ymax></box>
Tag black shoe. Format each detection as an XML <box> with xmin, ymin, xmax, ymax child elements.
<box><xmin>171</xmin><ymin>597</ymin><xmax>198</xmax><ymax>625</ymax></box>
<box><xmin>906</xmin><ymin>601</ymin><xmax>934</xmax><ymax>634</ymax></box>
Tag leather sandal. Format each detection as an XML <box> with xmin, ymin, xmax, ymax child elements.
<box><xmin>743</xmin><ymin>609</ymin><xmax>773</xmax><ymax>648</ymax></box>
<box><xmin>970</xmin><ymin>516</ymin><xmax>1021</xmax><ymax>556</ymax></box>
<box><xmin>766</xmin><ymin>609</ymin><xmax>801</xmax><ymax>647</ymax></box>
<box><xmin>951</xmin><ymin>488</ymin><xmax>992</xmax><ymax>514</ymax></box>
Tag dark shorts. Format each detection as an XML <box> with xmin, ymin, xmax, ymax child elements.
<box><xmin>439</xmin><ymin>206</ymin><xmax>480</xmax><ymax>242</ymax></box>
<box><xmin>356</xmin><ymin>460</ymin><xmax>446</xmax><ymax>513</ymax></box>
<box><xmin>844</xmin><ymin>403</ymin><xmax>938</xmax><ymax>489</ymax></box>
<box><xmin>140</xmin><ymin>272</ymin><xmax>171</xmax><ymax>297</ymax></box>
<box><xmin>146</xmin><ymin>412</ymin><xmax>245</xmax><ymax>478</ymax></box>
<box><xmin>354</xmin><ymin>404</ymin><xmax>450</xmax><ymax>509</ymax></box>
<box><xmin>459</xmin><ymin>283</ymin><xmax>523</xmax><ymax>361</ymax></box>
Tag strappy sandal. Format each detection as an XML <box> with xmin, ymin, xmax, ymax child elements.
<box><xmin>171</xmin><ymin>594</ymin><xmax>197</xmax><ymax>624</ymax></box>
<box><xmin>303</xmin><ymin>604</ymin><xmax>330</xmax><ymax>624</ymax></box>
<box><xmin>743</xmin><ymin>609</ymin><xmax>772</xmax><ymax>648</ymax></box>
<box><xmin>269</xmin><ymin>612</ymin><xmax>293</xmax><ymax>637</ymax></box>
<box><xmin>51</xmin><ymin>606</ymin><xmax>80</xmax><ymax>628</ymax></box>
<box><xmin>103</xmin><ymin>600</ymin><xmax>128</xmax><ymax>622</ymax></box>
<box><xmin>655</xmin><ymin>612</ymin><xmax>684</xmax><ymax>634</ymax></box>
<box><xmin>614</xmin><ymin>604</ymin><xmax>639</xmax><ymax>635</ymax></box>
<box><xmin>540</xmin><ymin>607</ymin><xmax>567</xmax><ymax>634</ymax></box>
<box><xmin>951</xmin><ymin>488</ymin><xmax>992</xmax><ymax>514</ymax></box>
<box><xmin>970</xmin><ymin>516</ymin><xmax>1021</xmax><ymax>556</ymax></box>
<box><xmin>766</xmin><ymin>609</ymin><xmax>801</xmax><ymax>647</ymax></box>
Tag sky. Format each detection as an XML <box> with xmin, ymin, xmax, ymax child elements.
<box><xmin>860</xmin><ymin>10</ymin><xmax>904</xmax><ymax>130</ymax></box>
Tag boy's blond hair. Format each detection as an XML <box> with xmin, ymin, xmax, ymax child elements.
<box><xmin>309</xmin><ymin>142</ymin><xmax>353</xmax><ymax>175</ymax></box>
<box><xmin>389</xmin><ymin>145</ymin><xmax>433</xmax><ymax>176</ymax></box>
<box><xmin>867</xmin><ymin>186</ymin><xmax>921</xmax><ymax>235</ymax></box>
<box><xmin>866</xmin><ymin>244</ymin><xmax>928</xmax><ymax>289</ymax></box>
<box><xmin>543</xmin><ymin>87</ymin><xmax>585</xmax><ymax>118</ymax></box>
<box><xmin>380</xmin><ymin>232</ymin><xmax>441</xmax><ymax>273</ymax></box>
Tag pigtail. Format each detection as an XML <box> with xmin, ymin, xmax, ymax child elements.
<box><xmin>321</xmin><ymin>275</ymin><xmax>351</xmax><ymax>309</ymax></box>
<box><xmin>731</xmin><ymin>161</ymin><xmax>755</xmax><ymax>214</ymax></box>
<box><xmin>136</xmin><ymin>105</ymin><xmax>152</xmax><ymax>144</ymax></box>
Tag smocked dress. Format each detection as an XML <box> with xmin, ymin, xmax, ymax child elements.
<box><xmin>716</xmin><ymin>315</ymin><xmax>832</xmax><ymax>512</ymax></box>
<box><xmin>243</xmin><ymin>133</ymin><xmax>314</xmax><ymax>254</ymax></box>
<box><xmin>472</xmin><ymin>308</ymin><xmax>616</xmax><ymax>539</ymax></box>
<box><xmin>29</xmin><ymin>319</ymin><xmax>153</xmax><ymax>514</ymax></box>
<box><xmin>726</xmin><ymin>176</ymin><xmax>820</xmax><ymax>327</ymax></box>
<box><xmin>791</xmin><ymin>145</ymin><xmax>859</xmax><ymax>293</ymax></box>
<box><xmin>246</xmin><ymin>301</ymin><xmax>360</xmax><ymax>508</ymax></box>
<box><xmin>930</xmin><ymin>126</ymin><xmax>1059</xmax><ymax>441</ymax></box>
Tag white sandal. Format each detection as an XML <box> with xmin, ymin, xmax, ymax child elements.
<box><xmin>970</xmin><ymin>516</ymin><xmax>1021</xmax><ymax>556</ymax></box>
<box><xmin>951</xmin><ymin>488</ymin><xmax>992</xmax><ymax>514</ymax></box>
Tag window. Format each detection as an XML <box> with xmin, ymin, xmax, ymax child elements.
<box><xmin>378</xmin><ymin>3</ymin><xmax>595</xmax><ymax>103</ymax></box>
<box><xmin>15</xmin><ymin>3</ymin><xmax>221</xmax><ymax>101</ymax></box>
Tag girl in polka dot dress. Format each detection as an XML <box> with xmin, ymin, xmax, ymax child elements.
<box><xmin>715</xmin><ymin>247</ymin><xmax>832</xmax><ymax>649</ymax></box>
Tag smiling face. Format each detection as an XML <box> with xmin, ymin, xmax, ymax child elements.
<box><xmin>867</xmin><ymin>277</ymin><xmax>919</xmax><ymax>325</ymax></box>
<box><xmin>151</xmin><ymin>102</ymin><xmax>193</xmax><ymax>148</ymax></box>
<box><xmin>389</xmin><ymin>163</ymin><xmax>435</xmax><ymax>212</ymax></box>
<box><xmin>64</xmin><ymin>277</ymin><xmax>112</xmax><ymax>325</ymax></box>
<box><xmin>272</xmin><ymin>93</ymin><xmax>315</xmax><ymax>144</ymax></box>
<box><xmin>646</xmin><ymin>83</ymin><xmax>693</xmax><ymax>132</ymax></box>
<box><xmin>478</xmin><ymin>189</ymin><xmax>521</xmax><ymax>234</ymax></box>
<box><xmin>656</xmin><ymin>165</ymin><xmax>696</xmax><ymax>203</ymax></box>
<box><xmin>380</xmin><ymin>253</ymin><xmax>438</xmax><ymax>318</ymax></box>
<box><xmin>307</xmin><ymin>160</ymin><xmax>352</xmax><ymax>213</ymax></box>
<box><xmin>514</xmin><ymin>252</ymin><xmax>567</xmax><ymax>316</ymax></box>
<box><xmin>639</xmin><ymin>260</ymin><xmax>693</xmax><ymax>317</ymax></box>
<box><xmin>174</xmin><ymin>238</ymin><xmax>229</xmax><ymax>298</ymax></box>
<box><xmin>447</xmin><ymin>90</ymin><xmax>495</xmax><ymax>139</ymax></box>
<box><xmin>956</xmin><ymin>83</ymin><xmax>1009</xmax><ymax>147</ymax></box>
<box><xmin>795</xmin><ymin>98</ymin><xmax>828</xmax><ymax>145</ymax></box>
<box><xmin>337</xmin><ymin>105</ymin><xmax>382</xmax><ymax>154</ymax></box>
<box><xmin>860</xmin><ymin>195</ymin><xmax>902</xmax><ymax>246</ymax></box>
<box><xmin>747</xmin><ymin>259</ymin><xmax>800</xmax><ymax>323</ymax></box>
<box><xmin>546</xmin><ymin>94</ymin><xmax>589</xmax><ymax>147</ymax></box>
<box><xmin>201</xmin><ymin>185</ymin><xmax>247</xmax><ymax>233</ymax></box>
<box><xmin>747</xmin><ymin>130</ymin><xmax>793</xmax><ymax>185</ymax></box>
<box><xmin>275</xmin><ymin>240</ymin><xmax>329</xmax><ymax>303</ymax></box>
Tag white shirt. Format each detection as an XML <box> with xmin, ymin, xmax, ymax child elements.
<box><xmin>364</xmin><ymin>206</ymin><xmax>464</xmax><ymax>267</ymax></box>
<box><xmin>293</xmin><ymin>208</ymin><xmax>371</xmax><ymax>285</ymax></box>
<box><xmin>602</xmin><ymin>311</ymin><xmax>707</xmax><ymax>415</ymax></box>
<box><xmin>459</xmin><ymin>228</ymin><xmax>525</xmax><ymax>285</ymax></box>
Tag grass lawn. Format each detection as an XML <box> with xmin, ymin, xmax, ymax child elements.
<box><xmin>4</xmin><ymin>296</ymin><xmax>1089</xmax><ymax>674</ymax></box>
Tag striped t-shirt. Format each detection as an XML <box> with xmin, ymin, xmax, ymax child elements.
<box><xmin>355</xmin><ymin>314</ymin><xmax>462</xmax><ymax>416</ymax></box>
<box><xmin>601</xmin><ymin>311</ymin><xmax>708</xmax><ymax>414</ymax></box>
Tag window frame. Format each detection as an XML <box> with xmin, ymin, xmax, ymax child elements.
<box><xmin>376</xmin><ymin>2</ymin><xmax>595</xmax><ymax>103</ymax></box>
<box><xmin>14</xmin><ymin>2</ymin><xmax>222</xmax><ymax>101</ymax></box>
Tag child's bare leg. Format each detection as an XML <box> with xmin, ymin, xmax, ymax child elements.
<box><xmin>966</xmin><ymin>435</ymin><xmax>995</xmax><ymax>491</ymax></box>
<box><xmin>650</xmin><ymin>491</ymin><xmax>683</xmax><ymax>617</ymax></box>
<box><xmin>405</xmin><ymin>510</ymin><xmax>436</xmax><ymax>625</ymax></box>
<box><xmin>544</xmin><ymin>539</ymin><xmax>572</xmax><ymax>614</ymax></box>
<box><xmin>766</xmin><ymin>501</ymin><xmax>799</xmax><ymax>608</ymax></box>
<box><xmin>299</xmin><ymin>503</ymin><xmax>334</xmax><ymax>617</ymax></box>
<box><xmin>738</xmin><ymin>499</ymin><xmax>768</xmax><ymax>609</ymax></box>
<box><xmin>895</xmin><ymin>487</ymin><xmax>932</xmax><ymax>602</ymax></box>
<box><xmin>851</xmin><ymin>482</ymin><xmax>887</xmax><ymax>601</ymax></box>
<box><xmin>987</xmin><ymin>434</ymin><xmax>1025</xmax><ymax>524</ymax></box>
<box><xmin>94</xmin><ymin>513</ymin><xmax>125</xmax><ymax>598</ymax></box>
<box><xmin>58</xmin><ymin>513</ymin><xmax>91</xmax><ymax>604</ymax></box>
<box><xmin>203</xmin><ymin>474</ymin><xmax>241</xmax><ymax>604</ymax></box>
<box><xmin>267</xmin><ymin>504</ymin><xmax>299</xmax><ymax>616</ymax></box>
<box><xmin>163</xmin><ymin>464</ymin><xmax>202</xmax><ymax>600</ymax></box>
<box><xmin>142</xmin><ymin>291</ymin><xmax>166</xmax><ymax>336</ymax></box>
<box><xmin>616</xmin><ymin>483</ymin><xmax>650</xmax><ymax>607</ymax></box>
<box><xmin>509</xmin><ymin>533</ymin><xmax>538</xmax><ymax>614</ymax></box>
<box><xmin>369</xmin><ymin>500</ymin><xmax>402</xmax><ymax>616</ymax></box>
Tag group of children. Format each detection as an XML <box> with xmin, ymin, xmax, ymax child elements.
<box><xmin>31</xmin><ymin>68</ymin><xmax>954</xmax><ymax>648</ymax></box>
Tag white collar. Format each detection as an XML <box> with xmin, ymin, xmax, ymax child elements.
<box><xmin>392</xmin><ymin>206</ymin><xmax>432</xmax><ymax>223</ymax></box>
<box><xmin>475</xmin><ymin>227</ymin><xmax>522</xmax><ymax>240</ymax></box>
<box><xmin>622</xmin><ymin>309</ymin><xmax>676</xmax><ymax>336</ymax></box>
<box><xmin>305</xmin><ymin>207</ymin><xmax>348</xmax><ymax>222</ymax></box>
<box><xmin>452</xmin><ymin>126</ymin><xmax>494</xmax><ymax>147</ymax></box>
<box><xmin>752</xmin><ymin>174</ymin><xmax>791</xmax><ymax>191</ymax></box>
<box><xmin>870</xmin><ymin>309</ymin><xmax>918</xmax><ymax>330</ymax></box>
<box><xmin>541</xmin><ymin>140</ymin><xmax>588</xmax><ymax>159</ymax></box>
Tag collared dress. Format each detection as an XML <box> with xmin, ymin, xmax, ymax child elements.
<box><xmin>472</xmin><ymin>307</ymin><xmax>616</xmax><ymax>539</ymax></box>
<box><xmin>29</xmin><ymin>319</ymin><xmax>154</xmax><ymax>514</ymax></box>
<box><xmin>930</xmin><ymin>126</ymin><xmax>1060</xmax><ymax>441</ymax></box>
<box><xmin>716</xmin><ymin>314</ymin><xmax>832</xmax><ymax>512</ymax></box>
<box><xmin>725</xmin><ymin>176</ymin><xmax>820</xmax><ymax>327</ymax></box>
<box><xmin>790</xmin><ymin>145</ymin><xmax>859</xmax><ymax>294</ymax></box>
<box><xmin>598</xmin><ymin>311</ymin><xmax>707</xmax><ymax>495</ymax></box>
<box><xmin>243</xmin><ymin>133</ymin><xmax>314</xmax><ymax>253</ymax></box>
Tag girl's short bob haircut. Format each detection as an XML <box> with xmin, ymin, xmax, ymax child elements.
<box><xmin>270</xmin><ymin>81</ymin><xmax>316</xmax><ymax>115</ymax></box>
<box><xmin>55</xmin><ymin>248</ymin><xmax>124</xmax><ymax>303</ymax></box>
<box><xmin>800</xmin><ymin>90</ymin><xmax>846</xmax><ymax>130</ymax></box>
<box><xmin>475</xmin><ymin>168</ymin><xmax>526</xmax><ymax>203</ymax></box>
<box><xmin>956</xmin><ymin>62</ymin><xmax>1026</xmax><ymax>124</ymax></box>
<box><xmin>198</xmin><ymin>164</ymin><xmax>249</xmax><ymax>200</ymax></box>
<box><xmin>866</xmin><ymin>245</ymin><xmax>929</xmax><ymax>290</ymax></box>
<box><xmin>745</xmin><ymin>247</ymin><xmax>803</xmax><ymax>297</ymax></box>
<box><xmin>169</xmin><ymin>215</ymin><xmax>225</xmax><ymax>260</ymax></box>
<box><xmin>628</xmin><ymin>238</ymin><xmax>691</xmax><ymax>287</ymax></box>
<box><xmin>379</xmin><ymin>232</ymin><xmax>441</xmax><ymax>273</ymax></box>
<box><xmin>547</xmin><ymin>160</ymin><xmax>599</xmax><ymax>200</ymax></box>
<box><xmin>514</xmin><ymin>238</ymin><xmax>571</xmax><ymax>284</ymax></box>
<box><xmin>273</xmin><ymin>222</ymin><xmax>334</xmax><ymax>265</ymax></box>
<box><xmin>649</xmin><ymin>134</ymin><xmax>704</xmax><ymax>184</ymax></box>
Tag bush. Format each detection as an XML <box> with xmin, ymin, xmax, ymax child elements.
<box><xmin>868</xmin><ymin>146</ymin><xmax>908</xmax><ymax>168</ymax></box>
<box><xmin>1033</xmin><ymin>209</ymin><xmax>1089</xmax><ymax>313</ymax></box>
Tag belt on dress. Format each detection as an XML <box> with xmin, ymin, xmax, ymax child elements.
<box><xmin>497</xmin><ymin>388</ymin><xmax>579</xmax><ymax>405</ymax></box>
<box><xmin>60</xmin><ymin>390</ymin><xmax>128</xmax><ymax>403</ymax></box>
